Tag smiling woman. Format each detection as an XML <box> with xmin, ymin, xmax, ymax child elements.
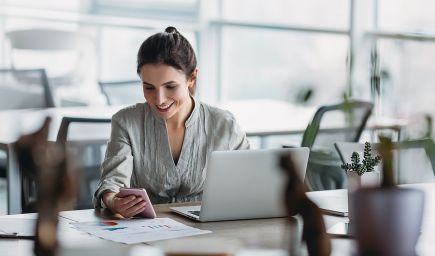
<box><xmin>94</xmin><ymin>26</ymin><xmax>250</xmax><ymax>218</ymax></box>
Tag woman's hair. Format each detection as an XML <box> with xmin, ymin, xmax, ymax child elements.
<box><xmin>137</xmin><ymin>26</ymin><xmax>197</xmax><ymax>95</ymax></box>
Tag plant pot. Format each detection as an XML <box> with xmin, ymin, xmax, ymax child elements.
<box><xmin>352</xmin><ymin>187</ymin><xmax>425</xmax><ymax>256</ymax></box>
<box><xmin>347</xmin><ymin>171</ymin><xmax>381</xmax><ymax>220</ymax></box>
<box><xmin>347</xmin><ymin>171</ymin><xmax>381</xmax><ymax>193</ymax></box>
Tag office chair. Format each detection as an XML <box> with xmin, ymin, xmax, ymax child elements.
<box><xmin>0</xmin><ymin>68</ymin><xmax>55</xmax><ymax>180</ymax></box>
<box><xmin>1</xmin><ymin>140</ymin><xmax>61</xmax><ymax>214</ymax></box>
<box><xmin>335</xmin><ymin>139</ymin><xmax>435</xmax><ymax>184</ymax></box>
<box><xmin>0</xmin><ymin>142</ymin><xmax>20</xmax><ymax>214</ymax></box>
<box><xmin>3</xmin><ymin>115</ymin><xmax>112</xmax><ymax>213</ymax></box>
<box><xmin>0</xmin><ymin>68</ymin><xmax>55</xmax><ymax>110</ymax></box>
<box><xmin>5</xmin><ymin>29</ymin><xmax>103</xmax><ymax>106</ymax></box>
<box><xmin>57</xmin><ymin>117</ymin><xmax>112</xmax><ymax>209</ymax></box>
<box><xmin>98</xmin><ymin>80</ymin><xmax>144</xmax><ymax>105</ymax></box>
<box><xmin>301</xmin><ymin>100</ymin><xmax>374</xmax><ymax>191</ymax></box>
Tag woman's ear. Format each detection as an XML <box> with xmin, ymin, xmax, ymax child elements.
<box><xmin>188</xmin><ymin>68</ymin><xmax>198</xmax><ymax>88</ymax></box>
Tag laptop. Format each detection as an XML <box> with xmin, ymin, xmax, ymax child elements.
<box><xmin>170</xmin><ymin>148</ymin><xmax>309</xmax><ymax>222</ymax></box>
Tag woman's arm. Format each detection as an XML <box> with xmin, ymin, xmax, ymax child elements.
<box><xmin>229</xmin><ymin>115</ymin><xmax>250</xmax><ymax>150</ymax></box>
<box><xmin>93</xmin><ymin>113</ymin><xmax>134</xmax><ymax>208</ymax></box>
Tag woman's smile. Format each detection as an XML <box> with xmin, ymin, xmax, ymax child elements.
<box><xmin>156</xmin><ymin>102</ymin><xmax>174</xmax><ymax>113</ymax></box>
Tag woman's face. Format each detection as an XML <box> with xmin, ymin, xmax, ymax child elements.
<box><xmin>139</xmin><ymin>63</ymin><xmax>194</xmax><ymax>121</ymax></box>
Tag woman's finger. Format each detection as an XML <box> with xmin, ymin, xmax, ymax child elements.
<box><xmin>116</xmin><ymin>195</ymin><xmax>137</xmax><ymax>206</ymax></box>
<box><xmin>118</xmin><ymin>197</ymin><xmax>143</xmax><ymax>212</ymax></box>
<box><xmin>123</xmin><ymin>201</ymin><xmax>147</xmax><ymax>218</ymax></box>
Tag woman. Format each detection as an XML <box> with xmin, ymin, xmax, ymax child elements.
<box><xmin>94</xmin><ymin>27</ymin><xmax>250</xmax><ymax>218</ymax></box>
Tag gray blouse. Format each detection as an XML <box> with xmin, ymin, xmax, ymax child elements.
<box><xmin>94</xmin><ymin>97</ymin><xmax>250</xmax><ymax>207</ymax></box>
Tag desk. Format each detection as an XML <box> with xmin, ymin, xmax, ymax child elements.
<box><xmin>0</xmin><ymin>204</ymin><xmax>347</xmax><ymax>256</ymax></box>
<box><xmin>2</xmin><ymin>184</ymin><xmax>434</xmax><ymax>255</ymax></box>
<box><xmin>306</xmin><ymin>183</ymin><xmax>435</xmax><ymax>256</ymax></box>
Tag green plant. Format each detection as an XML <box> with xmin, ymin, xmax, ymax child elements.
<box><xmin>341</xmin><ymin>142</ymin><xmax>381</xmax><ymax>176</ymax></box>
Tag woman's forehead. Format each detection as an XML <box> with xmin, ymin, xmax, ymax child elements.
<box><xmin>139</xmin><ymin>64</ymin><xmax>186</xmax><ymax>83</ymax></box>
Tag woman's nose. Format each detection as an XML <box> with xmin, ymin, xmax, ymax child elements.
<box><xmin>155</xmin><ymin>90</ymin><xmax>166</xmax><ymax>104</ymax></box>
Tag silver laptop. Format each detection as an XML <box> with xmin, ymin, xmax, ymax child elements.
<box><xmin>170</xmin><ymin>148</ymin><xmax>309</xmax><ymax>222</ymax></box>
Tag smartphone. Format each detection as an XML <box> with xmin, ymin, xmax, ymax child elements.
<box><xmin>117</xmin><ymin>188</ymin><xmax>156</xmax><ymax>218</ymax></box>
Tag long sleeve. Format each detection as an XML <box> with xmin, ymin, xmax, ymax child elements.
<box><xmin>93</xmin><ymin>113</ymin><xmax>134</xmax><ymax>207</ymax></box>
<box><xmin>229</xmin><ymin>114</ymin><xmax>250</xmax><ymax>150</ymax></box>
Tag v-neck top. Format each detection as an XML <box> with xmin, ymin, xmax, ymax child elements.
<box><xmin>94</xmin><ymin>97</ymin><xmax>250</xmax><ymax>206</ymax></box>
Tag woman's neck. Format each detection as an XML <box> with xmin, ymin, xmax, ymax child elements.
<box><xmin>166</xmin><ymin>96</ymin><xmax>194</xmax><ymax>129</ymax></box>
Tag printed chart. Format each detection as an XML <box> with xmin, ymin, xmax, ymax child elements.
<box><xmin>71</xmin><ymin>218</ymin><xmax>211</xmax><ymax>244</ymax></box>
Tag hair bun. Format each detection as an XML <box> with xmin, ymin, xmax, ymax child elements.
<box><xmin>165</xmin><ymin>26</ymin><xmax>178</xmax><ymax>34</ymax></box>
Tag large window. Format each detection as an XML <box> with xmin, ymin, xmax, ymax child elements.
<box><xmin>0</xmin><ymin>0</ymin><xmax>434</xmax><ymax>119</ymax></box>
<box><xmin>222</xmin><ymin>0</ymin><xmax>349</xmax><ymax>29</ymax></box>
<box><xmin>217</xmin><ymin>0</ymin><xmax>350</xmax><ymax>105</ymax></box>
<box><xmin>369</xmin><ymin>0</ymin><xmax>435</xmax><ymax>121</ymax></box>
<box><xmin>221</xmin><ymin>27</ymin><xmax>348</xmax><ymax>105</ymax></box>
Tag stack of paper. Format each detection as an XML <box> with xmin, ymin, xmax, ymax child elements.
<box><xmin>71</xmin><ymin>218</ymin><xmax>211</xmax><ymax>244</ymax></box>
<box><xmin>0</xmin><ymin>218</ymin><xmax>36</xmax><ymax>238</ymax></box>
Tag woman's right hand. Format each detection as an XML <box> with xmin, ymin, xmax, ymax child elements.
<box><xmin>102</xmin><ymin>191</ymin><xmax>147</xmax><ymax>218</ymax></box>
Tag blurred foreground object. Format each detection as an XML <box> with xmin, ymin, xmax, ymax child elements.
<box><xmin>15</xmin><ymin>117</ymin><xmax>78</xmax><ymax>256</ymax></box>
<box><xmin>352</xmin><ymin>136</ymin><xmax>425</xmax><ymax>256</ymax></box>
<box><xmin>280</xmin><ymin>154</ymin><xmax>331</xmax><ymax>256</ymax></box>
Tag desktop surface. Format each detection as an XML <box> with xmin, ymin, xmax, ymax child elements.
<box><xmin>1</xmin><ymin>185</ymin><xmax>434</xmax><ymax>255</ymax></box>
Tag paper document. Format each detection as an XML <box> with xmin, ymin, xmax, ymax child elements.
<box><xmin>0</xmin><ymin>218</ymin><xmax>36</xmax><ymax>238</ymax></box>
<box><xmin>71</xmin><ymin>218</ymin><xmax>211</xmax><ymax>244</ymax></box>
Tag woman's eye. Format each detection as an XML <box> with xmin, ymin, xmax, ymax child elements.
<box><xmin>144</xmin><ymin>87</ymin><xmax>154</xmax><ymax>90</ymax></box>
<box><xmin>167</xmin><ymin>85</ymin><xmax>177</xmax><ymax>89</ymax></box>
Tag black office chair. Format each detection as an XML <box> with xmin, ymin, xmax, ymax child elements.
<box><xmin>301</xmin><ymin>100</ymin><xmax>374</xmax><ymax>191</ymax></box>
<box><xmin>57</xmin><ymin>117</ymin><xmax>112</xmax><ymax>209</ymax></box>
<box><xmin>98</xmin><ymin>80</ymin><xmax>143</xmax><ymax>105</ymax></box>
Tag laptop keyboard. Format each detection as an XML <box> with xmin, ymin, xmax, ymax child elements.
<box><xmin>188</xmin><ymin>210</ymin><xmax>200</xmax><ymax>216</ymax></box>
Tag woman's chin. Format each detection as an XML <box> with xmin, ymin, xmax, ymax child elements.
<box><xmin>154</xmin><ymin>109</ymin><xmax>174</xmax><ymax>120</ymax></box>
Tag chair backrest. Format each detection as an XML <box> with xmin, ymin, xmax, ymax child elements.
<box><xmin>57</xmin><ymin>117</ymin><xmax>112</xmax><ymax>209</ymax></box>
<box><xmin>302</xmin><ymin>100</ymin><xmax>373</xmax><ymax>151</ymax></box>
<box><xmin>0</xmin><ymin>68</ymin><xmax>55</xmax><ymax>110</ymax></box>
<box><xmin>98</xmin><ymin>80</ymin><xmax>144</xmax><ymax>105</ymax></box>
<box><xmin>57</xmin><ymin>117</ymin><xmax>112</xmax><ymax>143</ymax></box>
<box><xmin>2</xmin><ymin>116</ymin><xmax>112</xmax><ymax>213</ymax></box>
<box><xmin>335</xmin><ymin>139</ymin><xmax>435</xmax><ymax>184</ymax></box>
<box><xmin>300</xmin><ymin>100</ymin><xmax>373</xmax><ymax>191</ymax></box>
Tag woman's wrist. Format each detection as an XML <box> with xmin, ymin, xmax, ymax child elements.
<box><xmin>102</xmin><ymin>191</ymin><xmax>116</xmax><ymax>209</ymax></box>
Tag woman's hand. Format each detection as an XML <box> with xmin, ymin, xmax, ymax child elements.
<box><xmin>102</xmin><ymin>191</ymin><xmax>147</xmax><ymax>218</ymax></box>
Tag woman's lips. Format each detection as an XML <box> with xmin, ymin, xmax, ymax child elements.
<box><xmin>156</xmin><ymin>102</ymin><xmax>174</xmax><ymax>113</ymax></box>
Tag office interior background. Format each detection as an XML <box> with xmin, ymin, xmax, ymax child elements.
<box><xmin>1</xmin><ymin>0</ymin><xmax>435</xmax><ymax>214</ymax></box>
<box><xmin>1</xmin><ymin>0</ymin><xmax>434</xmax><ymax>113</ymax></box>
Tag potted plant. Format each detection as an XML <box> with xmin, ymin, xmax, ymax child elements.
<box><xmin>341</xmin><ymin>142</ymin><xmax>382</xmax><ymax>192</ymax></box>
<box><xmin>351</xmin><ymin>136</ymin><xmax>425</xmax><ymax>256</ymax></box>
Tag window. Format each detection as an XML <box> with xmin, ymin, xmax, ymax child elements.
<box><xmin>221</xmin><ymin>27</ymin><xmax>348</xmax><ymax>105</ymax></box>
<box><xmin>369</xmin><ymin>0</ymin><xmax>435</xmax><ymax>120</ymax></box>
<box><xmin>93</xmin><ymin>0</ymin><xmax>200</xmax><ymax>20</ymax></box>
<box><xmin>222</xmin><ymin>0</ymin><xmax>349</xmax><ymax>29</ymax></box>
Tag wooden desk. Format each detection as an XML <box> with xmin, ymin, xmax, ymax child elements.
<box><xmin>0</xmin><ymin>202</ymin><xmax>351</xmax><ymax>256</ymax></box>
<box><xmin>306</xmin><ymin>183</ymin><xmax>435</xmax><ymax>256</ymax></box>
<box><xmin>2</xmin><ymin>185</ymin><xmax>433</xmax><ymax>255</ymax></box>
